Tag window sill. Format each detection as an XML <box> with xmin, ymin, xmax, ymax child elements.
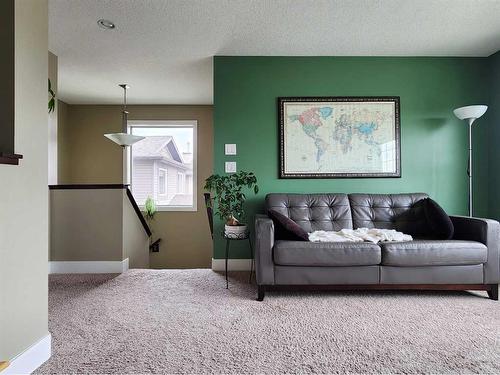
<box><xmin>139</xmin><ymin>205</ymin><xmax>198</xmax><ymax>212</ymax></box>
<box><xmin>0</xmin><ymin>152</ymin><xmax>23</xmax><ymax>165</ymax></box>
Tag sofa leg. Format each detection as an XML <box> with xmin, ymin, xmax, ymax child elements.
<box><xmin>257</xmin><ymin>285</ymin><xmax>265</xmax><ymax>301</ymax></box>
<box><xmin>487</xmin><ymin>284</ymin><xmax>499</xmax><ymax>301</ymax></box>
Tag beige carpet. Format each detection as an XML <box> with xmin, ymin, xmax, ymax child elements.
<box><xmin>37</xmin><ymin>270</ymin><xmax>500</xmax><ymax>374</ymax></box>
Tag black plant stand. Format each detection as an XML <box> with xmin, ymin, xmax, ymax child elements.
<box><xmin>223</xmin><ymin>230</ymin><xmax>254</xmax><ymax>289</ymax></box>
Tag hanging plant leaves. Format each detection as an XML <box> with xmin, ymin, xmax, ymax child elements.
<box><xmin>48</xmin><ymin>78</ymin><xmax>56</xmax><ymax>114</ymax></box>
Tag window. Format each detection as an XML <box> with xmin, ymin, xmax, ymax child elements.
<box><xmin>158</xmin><ymin>169</ymin><xmax>167</xmax><ymax>195</ymax></box>
<box><xmin>128</xmin><ymin>120</ymin><xmax>197</xmax><ymax>211</ymax></box>
<box><xmin>177</xmin><ymin>172</ymin><xmax>185</xmax><ymax>194</ymax></box>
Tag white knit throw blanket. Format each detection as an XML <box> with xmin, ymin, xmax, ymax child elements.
<box><xmin>308</xmin><ymin>228</ymin><xmax>413</xmax><ymax>244</ymax></box>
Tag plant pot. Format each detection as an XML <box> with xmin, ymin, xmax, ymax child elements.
<box><xmin>224</xmin><ymin>224</ymin><xmax>247</xmax><ymax>237</ymax></box>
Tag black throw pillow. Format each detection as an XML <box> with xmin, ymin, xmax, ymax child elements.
<box><xmin>268</xmin><ymin>209</ymin><xmax>309</xmax><ymax>241</ymax></box>
<box><xmin>423</xmin><ymin>198</ymin><xmax>454</xmax><ymax>240</ymax></box>
<box><xmin>394</xmin><ymin>199</ymin><xmax>431</xmax><ymax>238</ymax></box>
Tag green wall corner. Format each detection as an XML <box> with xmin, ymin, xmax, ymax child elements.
<box><xmin>488</xmin><ymin>51</ymin><xmax>500</xmax><ymax>220</ymax></box>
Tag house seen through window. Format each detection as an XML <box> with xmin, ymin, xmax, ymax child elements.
<box><xmin>128</xmin><ymin>121</ymin><xmax>197</xmax><ymax>211</ymax></box>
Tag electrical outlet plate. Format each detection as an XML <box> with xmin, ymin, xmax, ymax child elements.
<box><xmin>225</xmin><ymin>161</ymin><xmax>237</xmax><ymax>173</ymax></box>
<box><xmin>225</xmin><ymin>144</ymin><xmax>237</xmax><ymax>155</ymax></box>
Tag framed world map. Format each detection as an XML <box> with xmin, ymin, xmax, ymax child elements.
<box><xmin>278</xmin><ymin>97</ymin><xmax>401</xmax><ymax>179</ymax></box>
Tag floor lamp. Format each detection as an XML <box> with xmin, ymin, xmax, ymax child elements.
<box><xmin>453</xmin><ymin>105</ymin><xmax>488</xmax><ymax>217</ymax></box>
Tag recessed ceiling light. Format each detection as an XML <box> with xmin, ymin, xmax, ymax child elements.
<box><xmin>97</xmin><ymin>19</ymin><xmax>115</xmax><ymax>30</ymax></box>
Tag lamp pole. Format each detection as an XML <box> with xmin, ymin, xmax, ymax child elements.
<box><xmin>119</xmin><ymin>84</ymin><xmax>129</xmax><ymax>135</ymax></box>
<box><xmin>103</xmin><ymin>84</ymin><xmax>145</xmax><ymax>148</ymax></box>
<box><xmin>453</xmin><ymin>105</ymin><xmax>487</xmax><ymax>218</ymax></box>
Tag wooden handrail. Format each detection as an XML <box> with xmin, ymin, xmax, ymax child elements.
<box><xmin>49</xmin><ymin>184</ymin><xmax>152</xmax><ymax>237</ymax></box>
<box><xmin>49</xmin><ymin>184</ymin><xmax>128</xmax><ymax>190</ymax></box>
<box><xmin>125</xmin><ymin>188</ymin><xmax>152</xmax><ymax>237</ymax></box>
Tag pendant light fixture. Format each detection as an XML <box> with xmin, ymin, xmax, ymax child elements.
<box><xmin>104</xmin><ymin>84</ymin><xmax>145</xmax><ymax>147</ymax></box>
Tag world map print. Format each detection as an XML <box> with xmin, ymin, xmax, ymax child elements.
<box><xmin>282</xmin><ymin>100</ymin><xmax>398</xmax><ymax>177</ymax></box>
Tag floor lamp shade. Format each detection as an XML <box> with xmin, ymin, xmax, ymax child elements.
<box><xmin>453</xmin><ymin>105</ymin><xmax>487</xmax><ymax>123</ymax></box>
<box><xmin>453</xmin><ymin>104</ymin><xmax>488</xmax><ymax>217</ymax></box>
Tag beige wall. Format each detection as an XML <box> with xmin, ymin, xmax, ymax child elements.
<box><xmin>48</xmin><ymin>52</ymin><xmax>58</xmax><ymax>185</ymax></box>
<box><xmin>0</xmin><ymin>0</ymin><xmax>49</xmax><ymax>361</ymax></box>
<box><xmin>57</xmin><ymin>100</ymin><xmax>70</xmax><ymax>183</ymax></box>
<box><xmin>122</xmin><ymin>193</ymin><xmax>150</xmax><ymax>269</ymax></box>
<box><xmin>58</xmin><ymin>105</ymin><xmax>213</xmax><ymax>268</ymax></box>
<box><xmin>50</xmin><ymin>188</ymin><xmax>149</xmax><ymax>268</ymax></box>
<box><xmin>50</xmin><ymin>189</ymin><xmax>124</xmax><ymax>261</ymax></box>
<box><xmin>47</xmin><ymin>52</ymin><xmax>58</xmax><ymax>185</ymax></box>
<box><xmin>58</xmin><ymin>105</ymin><xmax>123</xmax><ymax>183</ymax></box>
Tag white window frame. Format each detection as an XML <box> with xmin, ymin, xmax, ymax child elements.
<box><xmin>125</xmin><ymin>120</ymin><xmax>198</xmax><ymax>212</ymax></box>
<box><xmin>158</xmin><ymin>168</ymin><xmax>168</xmax><ymax>196</ymax></box>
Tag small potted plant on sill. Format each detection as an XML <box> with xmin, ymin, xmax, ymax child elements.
<box><xmin>204</xmin><ymin>171</ymin><xmax>259</xmax><ymax>237</ymax></box>
<box><xmin>144</xmin><ymin>196</ymin><xmax>161</xmax><ymax>252</ymax></box>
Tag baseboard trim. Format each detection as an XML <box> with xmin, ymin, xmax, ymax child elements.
<box><xmin>2</xmin><ymin>334</ymin><xmax>51</xmax><ymax>374</ymax></box>
<box><xmin>211</xmin><ymin>258</ymin><xmax>252</xmax><ymax>271</ymax></box>
<box><xmin>49</xmin><ymin>258</ymin><xmax>129</xmax><ymax>274</ymax></box>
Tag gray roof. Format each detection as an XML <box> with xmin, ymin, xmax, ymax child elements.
<box><xmin>132</xmin><ymin>136</ymin><xmax>183</xmax><ymax>163</ymax></box>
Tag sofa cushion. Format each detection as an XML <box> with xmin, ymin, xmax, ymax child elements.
<box><xmin>273</xmin><ymin>240</ymin><xmax>381</xmax><ymax>267</ymax></box>
<box><xmin>381</xmin><ymin>240</ymin><xmax>487</xmax><ymax>266</ymax></box>
<box><xmin>349</xmin><ymin>193</ymin><xmax>428</xmax><ymax>230</ymax></box>
<box><xmin>268</xmin><ymin>209</ymin><xmax>309</xmax><ymax>241</ymax></box>
<box><xmin>423</xmin><ymin>198</ymin><xmax>454</xmax><ymax>240</ymax></box>
<box><xmin>266</xmin><ymin>193</ymin><xmax>353</xmax><ymax>232</ymax></box>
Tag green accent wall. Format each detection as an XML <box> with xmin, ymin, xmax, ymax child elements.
<box><xmin>213</xmin><ymin>56</ymin><xmax>490</xmax><ymax>259</ymax></box>
<box><xmin>488</xmin><ymin>51</ymin><xmax>500</xmax><ymax>220</ymax></box>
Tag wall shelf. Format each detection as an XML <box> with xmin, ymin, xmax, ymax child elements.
<box><xmin>0</xmin><ymin>152</ymin><xmax>23</xmax><ymax>165</ymax></box>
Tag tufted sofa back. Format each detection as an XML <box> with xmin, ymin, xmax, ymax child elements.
<box><xmin>265</xmin><ymin>193</ymin><xmax>353</xmax><ymax>232</ymax></box>
<box><xmin>348</xmin><ymin>193</ymin><xmax>428</xmax><ymax>230</ymax></box>
<box><xmin>265</xmin><ymin>193</ymin><xmax>428</xmax><ymax>232</ymax></box>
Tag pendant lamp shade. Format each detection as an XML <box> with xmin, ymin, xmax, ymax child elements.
<box><xmin>104</xmin><ymin>84</ymin><xmax>145</xmax><ymax>147</ymax></box>
<box><xmin>104</xmin><ymin>133</ymin><xmax>145</xmax><ymax>147</ymax></box>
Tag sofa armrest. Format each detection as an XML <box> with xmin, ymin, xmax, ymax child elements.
<box><xmin>255</xmin><ymin>214</ymin><xmax>275</xmax><ymax>285</ymax></box>
<box><xmin>450</xmin><ymin>215</ymin><xmax>500</xmax><ymax>283</ymax></box>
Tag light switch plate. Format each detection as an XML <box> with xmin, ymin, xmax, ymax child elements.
<box><xmin>225</xmin><ymin>161</ymin><xmax>237</xmax><ymax>173</ymax></box>
<box><xmin>225</xmin><ymin>144</ymin><xmax>237</xmax><ymax>155</ymax></box>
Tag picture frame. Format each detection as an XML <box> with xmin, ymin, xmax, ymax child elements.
<box><xmin>278</xmin><ymin>96</ymin><xmax>401</xmax><ymax>179</ymax></box>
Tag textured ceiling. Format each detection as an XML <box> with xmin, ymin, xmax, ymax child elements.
<box><xmin>49</xmin><ymin>0</ymin><xmax>500</xmax><ymax>105</ymax></box>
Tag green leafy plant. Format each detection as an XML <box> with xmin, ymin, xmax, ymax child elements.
<box><xmin>204</xmin><ymin>171</ymin><xmax>258</xmax><ymax>225</ymax></box>
<box><xmin>144</xmin><ymin>196</ymin><xmax>157</xmax><ymax>222</ymax></box>
<box><xmin>48</xmin><ymin>79</ymin><xmax>55</xmax><ymax>114</ymax></box>
<box><xmin>143</xmin><ymin>197</ymin><xmax>160</xmax><ymax>251</ymax></box>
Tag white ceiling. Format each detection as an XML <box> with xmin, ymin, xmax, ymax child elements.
<box><xmin>49</xmin><ymin>0</ymin><xmax>500</xmax><ymax>105</ymax></box>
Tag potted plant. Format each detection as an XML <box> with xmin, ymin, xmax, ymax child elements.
<box><xmin>204</xmin><ymin>171</ymin><xmax>259</xmax><ymax>236</ymax></box>
<box><xmin>144</xmin><ymin>197</ymin><xmax>160</xmax><ymax>252</ymax></box>
<box><xmin>144</xmin><ymin>196</ymin><xmax>156</xmax><ymax>222</ymax></box>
